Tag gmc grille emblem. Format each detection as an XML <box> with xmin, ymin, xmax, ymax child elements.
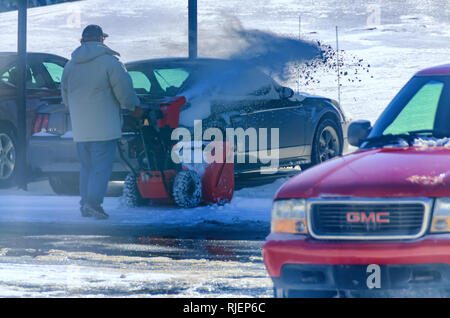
<box><xmin>346</xmin><ymin>212</ymin><xmax>390</xmax><ymax>224</ymax></box>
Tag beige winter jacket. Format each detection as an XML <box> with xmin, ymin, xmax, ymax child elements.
<box><xmin>61</xmin><ymin>42</ymin><xmax>140</xmax><ymax>142</ymax></box>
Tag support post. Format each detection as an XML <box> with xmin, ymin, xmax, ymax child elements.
<box><xmin>188</xmin><ymin>0</ymin><xmax>197</xmax><ymax>59</ymax></box>
<box><xmin>16</xmin><ymin>0</ymin><xmax>28</xmax><ymax>190</ymax></box>
<box><xmin>336</xmin><ymin>26</ymin><xmax>341</xmax><ymax>106</ymax></box>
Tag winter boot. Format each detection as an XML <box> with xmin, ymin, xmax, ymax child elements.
<box><xmin>80</xmin><ymin>205</ymin><xmax>93</xmax><ymax>217</ymax></box>
<box><xmin>84</xmin><ymin>204</ymin><xmax>109</xmax><ymax>220</ymax></box>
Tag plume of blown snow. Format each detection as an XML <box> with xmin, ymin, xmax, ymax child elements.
<box><xmin>178</xmin><ymin>20</ymin><xmax>324</xmax><ymax>126</ymax></box>
<box><xmin>225</xmin><ymin>24</ymin><xmax>323</xmax><ymax>81</ymax></box>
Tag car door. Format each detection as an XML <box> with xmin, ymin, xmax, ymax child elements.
<box><xmin>0</xmin><ymin>55</ymin><xmax>66</xmax><ymax>185</ymax></box>
<box><xmin>234</xmin><ymin>97</ymin><xmax>307</xmax><ymax>154</ymax></box>
<box><xmin>227</xmin><ymin>71</ymin><xmax>307</xmax><ymax>170</ymax></box>
<box><xmin>0</xmin><ymin>58</ymin><xmax>53</xmax><ymax>137</ymax></box>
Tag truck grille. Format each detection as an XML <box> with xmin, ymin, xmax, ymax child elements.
<box><xmin>307</xmin><ymin>199</ymin><xmax>431</xmax><ymax>240</ymax></box>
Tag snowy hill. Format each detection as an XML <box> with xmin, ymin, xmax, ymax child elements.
<box><xmin>0</xmin><ymin>0</ymin><xmax>448</xmax><ymax>123</ymax></box>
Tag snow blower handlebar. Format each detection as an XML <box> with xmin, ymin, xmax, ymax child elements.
<box><xmin>137</xmin><ymin>96</ymin><xmax>187</xmax><ymax>130</ymax></box>
<box><xmin>137</xmin><ymin>97</ymin><xmax>187</xmax><ymax>196</ymax></box>
<box><xmin>138</xmin><ymin>103</ymin><xmax>162</xmax><ymax>132</ymax></box>
<box><xmin>119</xmin><ymin>96</ymin><xmax>188</xmax><ymax>198</ymax></box>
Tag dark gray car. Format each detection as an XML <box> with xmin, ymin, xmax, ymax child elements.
<box><xmin>28</xmin><ymin>58</ymin><xmax>348</xmax><ymax>195</ymax></box>
<box><xmin>0</xmin><ymin>52</ymin><xmax>68</xmax><ymax>187</ymax></box>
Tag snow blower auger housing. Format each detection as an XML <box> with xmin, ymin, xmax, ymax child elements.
<box><xmin>120</xmin><ymin>96</ymin><xmax>235</xmax><ymax>208</ymax></box>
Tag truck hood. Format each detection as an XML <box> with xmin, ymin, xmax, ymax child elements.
<box><xmin>276</xmin><ymin>147</ymin><xmax>450</xmax><ymax>199</ymax></box>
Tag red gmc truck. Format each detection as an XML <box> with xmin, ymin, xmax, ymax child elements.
<box><xmin>263</xmin><ymin>64</ymin><xmax>450</xmax><ymax>298</ymax></box>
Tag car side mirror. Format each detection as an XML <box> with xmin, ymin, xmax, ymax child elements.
<box><xmin>348</xmin><ymin>120</ymin><xmax>372</xmax><ymax>147</ymax></box>
<box><xmin>279</xmin><ymin>86</ymin><xmax>294</xmax><ymax>99</ymax></box>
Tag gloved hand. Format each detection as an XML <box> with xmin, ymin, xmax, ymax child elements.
<box><xmin>130</xmin><ymin>106</ymin><xmax>143</xmax><ymax>119</ymax></box>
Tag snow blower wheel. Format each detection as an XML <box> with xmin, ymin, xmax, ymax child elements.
<box><xmin>123</xmin><ymin>173</ymin><xmax>147</xmax><ymax>207</ymax></box>
<box><xmin>172</xmin><ymin>170</ymin><xmax>202</xmax><ymax>208</ymax></box>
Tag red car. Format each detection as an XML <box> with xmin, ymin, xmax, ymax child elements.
<box><xmin>263</xmin><ymin>64</ymin><xmax>450</xmax><ymax>298</ymax></box>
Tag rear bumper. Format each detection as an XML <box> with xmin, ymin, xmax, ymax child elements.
<box><xmin>263</xmin><ymin>233</ymin><xmax>450</xmax><ymax>290</ymax></box>
<box><xmin>28</xmin><ymin>135</ymin><xmax>132</xmax><ymax>175</ymax></box>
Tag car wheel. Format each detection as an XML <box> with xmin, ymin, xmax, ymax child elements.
<box><xmin>0</xmin><ymin>127</ymin><xmax>18</xmax><ymax>188</ymax></box>
<box><xmin>302</xmin><ymin>118</ymin><xmax>341</xmax><ymax>170</ymax></box>
<box><xmin>48</xmin><ymin>173</ymin><xmax>79</xmax><ymax>195</ymax></box>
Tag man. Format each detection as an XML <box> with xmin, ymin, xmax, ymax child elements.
<box><xmin>61</xmin><ymin>25</ymin><xmax>142</xmax><ymax>219</ymax></box>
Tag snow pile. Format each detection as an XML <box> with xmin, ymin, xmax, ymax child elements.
<box><xmin>372</xmin><ymin>137</ymin><xmax>450</xmax><ymax>149</ymax></box>
<box><xmin>32</xmin><ymin>131</ymin><xmax>57</xmax><ymax>137</ymax></box>
<box><xmin>413</xmin><ymin>137</ymin><xmax>450</xmax><ymax>148</ymax></box>
<box><xmin>0</xmin><ymin>263</ymin><xmax>174</xmax><ymax>297</ymax></box>
<box><xmin>116</xmin><ymin>177</ymin><xmax>286</xmax><ymax>226</ymax></box>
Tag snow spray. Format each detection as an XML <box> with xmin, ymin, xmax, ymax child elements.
<box><xmin>178</xmin><ymin>22</ymin><xmax>326</xmax><ymax>127</ymax></box>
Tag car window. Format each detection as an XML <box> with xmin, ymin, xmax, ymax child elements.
<box><xmin>383</xmin><ymin>80</ymin><xmax>444</xmax><ymax>135</ymax></box>
<box><xmin>129</xmin><ymin>70</ymin><xmax>151</xmax><ymax>94</ymax></box>
<box><xmin>153</xmin><ymin>68</ymin><xmax>190</xmax><ymax>95</ymax></box>
<box><xmin>42</xmin><ymin>62</ymin><xmax>64</xmax><ymax>88</ymax></box>
<box><xmin>215</xmin><ymin>68</ymin><xmax>275</xmax><ymax>97</ymax></box>
<box><xmin>0</xmin><ymin>69</ymin><xmax>11</xmax><ymax>85</ymax></box>
<box><xmin>0</xmin><ymin>64</ymin><xmax>47</xmax><ymax>89</ymax></box>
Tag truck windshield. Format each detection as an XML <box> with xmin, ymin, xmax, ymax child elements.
<box><xmin>366</xmin><ymin>75</ymin><xmax>450</xmax><ymax>145</ymax></box>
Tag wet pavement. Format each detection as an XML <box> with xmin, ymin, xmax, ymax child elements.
<box><xmin>0</xmin><ymin>178</ymin><xmax>275</xmax><ymax>297</ymax></box>
<box><xmin>0</xmin><ymin>216</ymin><xmax>273</xmax><ymax>297</ymax></box>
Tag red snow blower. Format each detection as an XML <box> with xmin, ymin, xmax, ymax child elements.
<box><xmin>119</xmin><ymin>96</ymin><xmax>234</xmax><ymax>208</ymax></box>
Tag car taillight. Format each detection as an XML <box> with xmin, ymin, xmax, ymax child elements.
<box><xmin>33</xmin><ymin>113</ymin><xmax>50</xmax><ymax>133</ymax></box>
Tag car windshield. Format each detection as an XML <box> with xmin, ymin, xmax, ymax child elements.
<box><xmin>364</xmin><ymin>75</ymin><xmax>450</xmax><ymax>147</ymax></box>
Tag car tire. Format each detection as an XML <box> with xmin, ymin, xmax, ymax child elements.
<box><xmin>301</xmin><ymin>118</ymin><xmax>342</xmax><ymax>170</ymax></box>
<box><xmin>48</xmin><ymin>173</ymin><xmax>79</xmax><ymax>196</ymax></box>
<box><xmin>172</xmin><ymin>170</ymin><xmax>202</xmax><ymax>208</ymax></box>
<box><xmin>122</xmin><ymin>172</ymin><xmax>147</xmax><ymax>207</ymax></box>
<box><xmin>0</xmin><ymin>126</ymin><xmax>18</xmax><ymax>188</ymax></box>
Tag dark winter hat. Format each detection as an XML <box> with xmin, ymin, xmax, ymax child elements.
<box><xmin>81</xmin><ymin>24</ymin><xmax>109</xmax><ymax>42</ymax></box>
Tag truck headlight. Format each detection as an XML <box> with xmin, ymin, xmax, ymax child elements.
<box><xmin>431</xmin><ymin>198</ymin><xmax>450</xmax><ymax>233</ymax></box>
<box><xmin>271</xmin><ymin>199</ymin><xmax>307</xmax><ymax>234</ymax></box>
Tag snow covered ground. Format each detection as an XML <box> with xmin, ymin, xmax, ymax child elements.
<box><xmin>0</xmin><ymin>177</ymin><xmax>285</xmax><ymax>228</ymax></box>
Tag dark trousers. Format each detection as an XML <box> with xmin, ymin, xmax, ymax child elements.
<box><xmin>76</xmin><ymin>139</ymin><xmax>117</xmax><ymax>208</ymax></box>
